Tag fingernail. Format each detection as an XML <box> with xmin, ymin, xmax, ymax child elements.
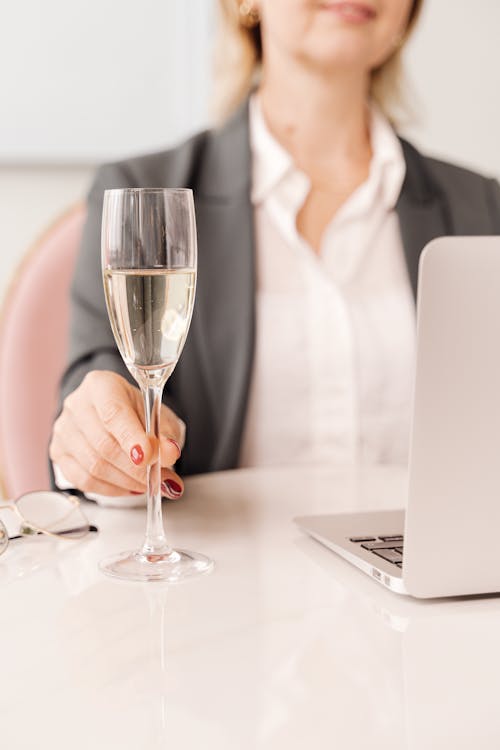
<box><xmin>130</xmin><ymin>444</ymin><xmax>144</xmax><ymax>465</ymax></box>
<box><xmin>161</xmin><ymin>480</ymin><xmax>183</xmax><ymax>499</ymax></box>
<box><xmin>166</xmin><ymin>438</ymin><xmax>181</xmax><ymax>459</ymax></box>
<box><xmin>131</xmin><ymin>491</ymin><xmax>143</xmax><ymax>495</ymax></box>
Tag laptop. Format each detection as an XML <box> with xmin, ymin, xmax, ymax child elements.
<box><xmin>295</xmin><ymin>236</ymin><xmax>500</xmax><ymax>598</ymax></box>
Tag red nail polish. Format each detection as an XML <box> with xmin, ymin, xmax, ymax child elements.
<box><xmin>167</xmin><ymin>479</ymin><xmax>182</xmax><ymax>495</ymax></box>
<box><xmin>130</xmin><ymin>445</ymin><xmax>144</xmax><ymax>465</ymax></box>
<box><xmin>161</xmin><ymin>479</ymin><xmax>183</xmax><ymax>498</ymax></box>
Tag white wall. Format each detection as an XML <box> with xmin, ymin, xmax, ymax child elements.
<box><xmin>0</xmin><ymin>0</ymin><xmax>214</xmax><ymax>304</ymax></box>
<box><xmin>0</xmin><ymin>0</ymin><xmax>213</xmax><ymax>163</ymax></box>
<box><xmin>402</xmin><ymin>0</ymin><xmax>500</xmax><ymax>178</ymax></box>
<box><xmin>1</xmin><ymin>0</ymin><xmax>500</xmax><ymax>307</ymax></box>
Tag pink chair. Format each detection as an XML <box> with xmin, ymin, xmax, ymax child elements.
<box><xmin>0</xmin><ymin>205</ymin><xmax>86</xmax><ymax>499</ymax></box>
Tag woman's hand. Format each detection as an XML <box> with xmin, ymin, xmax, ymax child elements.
<box><xmin>49</xmin><ymin>370</ymin><xmax>185</xmax><ymax>499</ymax></box>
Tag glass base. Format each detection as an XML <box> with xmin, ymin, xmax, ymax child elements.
<box><xmin>99</xmin><ymin>548</ymin><xmax>214</xmax><ymax>583</ymax></box>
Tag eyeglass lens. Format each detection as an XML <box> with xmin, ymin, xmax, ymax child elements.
<box><xmin>15</xmin><ymin>492</ymin><xmax>90</xmax><ymax>539</ymax></box>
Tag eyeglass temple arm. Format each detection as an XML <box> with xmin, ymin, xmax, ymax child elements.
<box><xmin>7</xmin><ymin>525</ymin><xmax>98</xmax><ymax>541</ymax></box>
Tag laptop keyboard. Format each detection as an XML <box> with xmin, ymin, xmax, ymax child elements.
<box><xmin>349</xmin><ymin>535</ymin><xmax>404</xmax><ymax>568</ymax></box>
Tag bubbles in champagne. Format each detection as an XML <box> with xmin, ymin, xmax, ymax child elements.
<box><xmin>103</xmin><ymin>268</ymin><xmax>196</xmax><ymax>385</ymax></box>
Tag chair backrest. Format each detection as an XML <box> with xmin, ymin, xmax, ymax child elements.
<box><xmin>0</xmin><ymin>205</ymin><xmax>86</xmax><ymax>498</ymax></box>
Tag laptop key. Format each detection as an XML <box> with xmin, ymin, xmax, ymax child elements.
<box><xmin>372</xmin><ymin>549</ymin><xmax>403</xmax><ymax>564</ymax></box>
<box><xmin>378</xmin><ymin>535</ymin><xmax>404</xmax><ymax>542</ymax></box>
<box><xmin>361</xmin><ymin>541</ymin><xmax>403</xmax><ymax>550</ymax></box>
<box><xmin>349</xmin><ymin>536</ymin><xmax>377</xmax><ymax>543</ymax></box>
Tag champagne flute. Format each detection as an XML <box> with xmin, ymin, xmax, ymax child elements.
<box><xmin>99</xmin><ymin>188</ymin><xmax>213</xmax><ymax>582</ymax></box>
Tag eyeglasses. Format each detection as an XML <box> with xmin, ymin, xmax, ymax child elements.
<box><xmin>0</xmin><ymin>491</ymin><xmax>97</xmax><ymax>556</ymax></box>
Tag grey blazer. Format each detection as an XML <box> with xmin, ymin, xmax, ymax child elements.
<box><xmin>60</xmin><ymin>101</ymin><xmax>500</xmax><ymax>476</ymax></box>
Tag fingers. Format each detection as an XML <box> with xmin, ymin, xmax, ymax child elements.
<box><xmin>51</xmin><ymin>372</ymin><xmax>149</xmax><ymax>496</ymax></box>
<box><xmin>54</xmin><ymin>455</ymin><xmax>143</xmax><ymax>498</ymax></box>
<box><xmin>160</xmin><ymin>468</ymin><xmax>184</xmax><ymax>500</ymax></box>
<box><xmin>159</xmin><ymin>407</ymin><xmax>185</xmax><ymax>466</ymax></box>
<box><xmin>90</xmin><ymin>372</ymin><xmax>155</xmax><ymax>465</ymax></box>
<box><xmin>50</xmin><ymin>370</ymin><xmax>187</xmax><ymax>499</ymax></box>
<box><xmin>51</xmin><ymin>407</ymin><xmax>147</xmax><ymax>494</ymax></box>
<box><xmin>69</xmin><ymin>399</ymin><xmax>149</xmax><ymax>484</ymax></box>
<box><xmin>159</xmin><ymin>435</ymin><xmax>182</xmax><ymax>467</ymax></box>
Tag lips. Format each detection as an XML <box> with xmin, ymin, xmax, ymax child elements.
<box><xmin>319</xmin><ymin>2</ymin><xmax>377</xmax><ymax>22</ymax></box>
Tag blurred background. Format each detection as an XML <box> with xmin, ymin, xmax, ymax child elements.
<box><xmin>1</xmin><ymin>0</ymin><xmax>499</xmax><ymax>303</ymax></box>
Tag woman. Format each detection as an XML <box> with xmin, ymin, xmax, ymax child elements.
<box><xmin>50</xmin><ymin>0</ymin><xmax>500</xmax><ymax>502</ymax></box>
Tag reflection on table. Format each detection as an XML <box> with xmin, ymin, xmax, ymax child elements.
<box><xmin>1</xmin><ymin>465</ymin><xmax>500</xmax><ymax>749</ymax></box>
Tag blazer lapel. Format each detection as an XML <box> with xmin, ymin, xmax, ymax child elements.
<box><xmin>192</xmin><ymin>102</ymin><xmax>255</xmax><ymax>469</ymax></box>
<box><xmin>189</xmin><ymin>124</ymin><xmax>454</xmax><ymax>469</ymax></box>
<box><xmin>396</xmin><ymin>138</ymin><xmax>453</xmax><ymax>299</ymax></box>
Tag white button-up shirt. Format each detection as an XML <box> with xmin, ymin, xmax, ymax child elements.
<box><xmin>239</xmin><ymin>96</ymin><xmax>416</xmax><ymax>468</ymax></box>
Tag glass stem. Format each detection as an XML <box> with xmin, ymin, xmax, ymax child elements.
<box><xmin>140</xmin><ymin>384</ymin><xmax>171</xmax><ymax>558</ymax></box>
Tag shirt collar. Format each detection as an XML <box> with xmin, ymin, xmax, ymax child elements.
<box><xmin>249</xmin><ymin>94</ymin><xmax>295</xmax><ymax>205</ymax></box>
<box><xmin>368</xmin><ymin>103</ymin><xmax>406</xmax><ymax>211</ymax></box>
<box><xmin>249</xmin><ymin>93</ymin><xmax>405</xmax><ymax>212</ymax></box>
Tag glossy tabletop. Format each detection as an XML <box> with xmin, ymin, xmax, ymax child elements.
<box><xmin>2</xmin><ymin>465</ymin><xmax>500</xmax><ymax>749</ymax></box>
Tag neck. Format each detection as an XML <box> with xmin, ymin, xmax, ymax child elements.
<box><xmin>258</xmin><ymin>55</ymin><xmax>371</xmax><ymax>169</ymax></box>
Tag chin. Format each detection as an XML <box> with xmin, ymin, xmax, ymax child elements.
<box><xmin>303</xmin><ymin>39</ymin><xmax>373</xmax><ymax>72</ymax></box>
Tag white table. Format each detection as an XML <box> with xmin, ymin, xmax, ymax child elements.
<box><xmin>2</xmin><ymin>465</ymin><xmax>500</xmax><ymax>749</ymax></box>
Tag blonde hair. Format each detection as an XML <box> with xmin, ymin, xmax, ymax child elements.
<box><xmin>213</xmin><ymin>0</ymin><xmax>424</xmax><ymax>124</ymax></box>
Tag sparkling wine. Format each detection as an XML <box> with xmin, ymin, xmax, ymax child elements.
<box><xmin>99</xmin><ymin>188</ymin><xmax>213</xmax><ymax>583</ymax></box>
<box><xmin>103</xmin><ymin>268</ymin><xmax>196</xmax><ymax>385</ymax></box>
